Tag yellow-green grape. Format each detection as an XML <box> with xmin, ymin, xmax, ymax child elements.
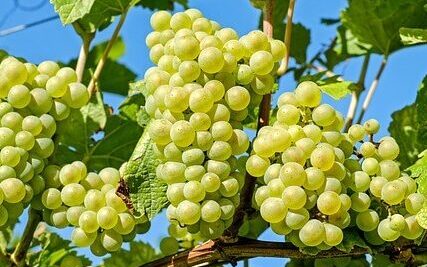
<box><xmin>299</xmin><ymin>219</ymin><xmax>325</xmax><ymax>246</ymax></box>
<box><xmin>377</xmin><ymin>219</ymin><xmax>400</xmax><ymax>242</ymax></box>
<box><xmin>0</xmin><ymin>178</ymin><xmax>26</xmax><ymax>203</ymax></box>
<box><xmin>381</xmin><ymin>180</ymin><xmax>406</xmax><ymax>205</ymax></box>
<box><xmin>71</xmin><ymin>227</ymin><xmax>97</xmax><ymax>247</ymax></box>
<box><xmin>100</xmin><ymin>230</ymin><xmax>123</xmax><ymax>252</ymax></box>
<box><xmin>363</xmin><ymin>119</ymin><xmax>380</xmax><ymax>134</ymax></box>
<box><xmin>356</xmin><ymin>209</ymin><xmax>379</xmax><ymax>231</ymax></box>
<box><xmin>60</xmin><ymin>255</ymin><xmax>83</xmax><ymax>267</ymax></box>
<box><xmin>282</xmin><ymin>186</ymin><xmax>306</xmax><ymax>210</ymax></box>
<box><xmin>405</xmin><ymin>193</ymin><xmax>425</xmax><ymax>215</ymax></box>
<box><xmin>401</xmin><ymin>215</ymin><xmax>423</xmax><ymax>240</ymax></box>
<box><xmin>260</xmin><ymin>197</ymin><xmax>287</xmax><ymax>223</ymax></box>
<box><xmin>317</xmin><ymin>191</ymin><xmax>341</xmax><ymax>215</ymax></box>
<box><xmin>160</xmin><ymin>237</ymin><xmax>179</xmax><ymax>255</ymax></box>
<box><xmin>246</xmin><ymin>154</ymin><xmax>270</xmax><ymax>177</ymax></box>
<box><xmin>350</xmin><ymin>192</ymin><xmax>370</xmax><ymax>212</ymax></box>
<box><xmin>294</xmin><ymin>81</ymin><xmax>322</xmax><ymax>108</ymax></box>
<box><xmin>37</xmin><ymin>61</ymin><xmax>59</xmax><ymax>77</ymax></box>
<box><xmin>323</xmin><ymin>223</ymin><xmax>343</xmax><ymax>246</ymax></box>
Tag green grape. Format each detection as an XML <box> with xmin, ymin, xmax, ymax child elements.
<box><xmin>350</xmin><ymin>192</ymin><xmax>370</xmax><ymax>212</ymax></box>
<box><xmin>360</xmin><ymin>142</ymin><xmax>376</xmax><ymax>157</ymax></box>
<box><xmin>402</xmin><ymin>215</ymin><xmax>423</xmax><ymax>240</ymax></box>
<box><xmin>90</xmin><ymin>234</ymin><xmax>108</xmax><ymax>256</ymax></box>
<box><xmin>29</xmin><ymin>88</ymin><xmax>53</xmax><ymax>115</ymax></box>
<box><xmin>160</xmin><ymin>237</ymin><xmax>179</xmax><ymax>256</ymax></box>
<box><xmin>46</xmin><ymin>76</ymin><xmax>68</xmax><ymax>97</ymax></box>
<box><xmin>79</xmin><ymin>210</ymin><xmax>99</xmax><ymax>233</ymax></box>
<box><xmin>176</xmin><ymin>200</ymin><xmax>201</xmax><ymax>225</ymax></box>
<box><xmin>405</xmin><ymin>193</ymin><xmax>425</xmax><ymax>215</ymax></box>
<box><xmin>295</xmin><ymin>138</ymin><xmax>316</xmax><ymax>157</ymax></box>
<box><xmin>218</xmin><ymin>198</ymin><xmax>235</xmax><ymax>220</ymax></box>
<box><xmin>310</xmin><ymin>146</ymin><xmax>335</xmax><ymax>171</ymax></box>
<box><xmin>166</xmin><ymin>183</ymin><xmax>185</xmax><ymax>205</ymax></box>
<box><xmin>148</xmin><ymin>119</ymin><xmax>172</xmax><ymax>146</ymax></box>
<box><xmin>351</xmin><ymin>171</ymin><xmax>371</xmax><ymax>192</ymax></box>
<box><xmin>324</xmin><ymin>162</ymin><xmax>346</xmax><ymax>181</ymax></box>
<box><xmin>189</xmin><ymin>88</ymin><xmax>214</xmax><ymax>113</ymax></box>
<box><xmin>0</xmin><ymin>127</ymin><xmax>15</xmax><ymax>148</ymax></box>
<box><xmin>184</xmin><ymin>165</ymin><xmax>205</xmax><ymax>181</ymax></box>
<box><xmin>323</xmin><ymin>223</ymin><xmax>343</xmax><ymax>246</ymax></box>
<box><xmin>312</xmin><ymin>104</ymin><xmax>336</xmax><ymax>126</ymax></box>
<box><xmin>101</xmin><ymin>230</ymin><xmax>123</xmax><ymax>252</ymax></box>
<box><xmin>293</xmin><ymin>81</ymin><xmax>322</xmax><ymax>108</ymax></box>
<box><xmin>2</xmin><ymin>59</ymin><xmax>28</xmax><ymax>85</ymax></box>
<box><xmin>210</xmin><ymin>121</ymin><xmax>233</xmax><ymax>141</ymax></box>
<box><xmin>84</xmin><ymin>190</ymin><xmax>106</xmax><ymax>211</ymax></box>
<box><xmin>277</xmin><ymin>104</ymin><xmax>300</xmax><ymax>125</ymax></box>
<box><xmin>61</xmin><ymin>183</ymin><xmax>86</xmax><ymax>206</ymax></box>
<box><xmin>254</xmin><ymin>185</ymin><xmax>270</xmax><ymax>207</ymax></box>
<box><xmin>221</xmin><ymin>53</ymin><xmax>237</xmax><ymax>73</ymax></box>
<box><xmin>282</xmin><ymin>186</ymin><xmax>306</xmax><ymax>210</ymax></box>
<box><xmin>63</xmin><ymin>83</ymin><xmax>89</xmax><ymax>109</ymax></box>
<box><xmin>271</xmin><ymin>220</ymin><xmax>292</xmax><ymax>235</ymax></box>
<box><xmin>399</xmin><ymin>175</ymin><xmax>417</xmax><ymax>195</ymax></box>
<box><xmin>59</xmin><ymin>164</ymin><xmax>82</xmax><ymax>185</ymax></box>
<box><xmin>60</xmin><ymin>255</ymin><xmax>83</xmax><ymax>267</ymax></box>
<box><xmin>37</xmin><ymin>60</ymin><xmax>59</xmax><ymax>77</ymax></box>
<box><xmin>0</xmin><ymin>165</ymin><xmax>15</xmax><ymax>182</ymax></box>
<box><xmin>240</xmin><ymin>30</ymin><xmax>268</xmax><ymax>53</ymax></box>
<box><xmin>50</xmin><ymin>99</ymin><xmax>70</xmax><ymax>121</ymax></box>
<box><xmin>183</xmin><ymin>180</ymin><xmax>206</xmax><ymax>202</ymax></box>
<box><xmin>114</xmin><ymin>213</ymin><xmax>136</xmax><ymax>235</ymax></box>
<box><xmin>43</xmin><ymin>165</ymin><xmax>61</xmax><ymax>188</ymax></box>
<box><xmin>379</xmin><ymin>160</ymin><xmax>400</xmax><ymax>180</ymax></box>
<box><xmin>246</xmin><ymin>154</ymin><xmax>270</xmax><ymax>177</ymax></box>
<box><xmin>56</xmin><ymin>67</ymin><xmax>77</xmax><ymax>84</ymax></box>
<box><xmin>215</xmin><ymin>28</ymin><xmax>238</xmax><ymax>43</ymax></box>
<box><xmin>67</xmin><ymin>206</ymin><xmax>86</xmax><ymax>226</ymax></box>
<box><xmin>41</xmin><ymin>188</ymin><xmax>62</xmax><ymax>209</ymax></box>
<box><xmin>235</xmin><ymin>64</ymin><xmax>254</xmax><ymax>85</ymax></box>
<box><xmin>281</xmin><ymin>146</ymin><xmax>306</xmax><ymax>165</ymax></box>
<box><xmin>160</xmin><ymin>162</ymin><xmax>186</xmax><ymax>184</ymax></box>
<box><xmin>320</xmin><ymin>177</ymin><xmax>341</xmax><ymax>193</ymax></box>
<box><xmin>207</xmin><ymin>140</ymin><xmax>232</xmax><ymax>161</ymax></box>
<box><xmin>200</xmin><ymin>220</ymin><xmax>225</xmax><ymax>239</ymax></box>
<box><xmin>224</xmin><ymin>86</ymin><xmax>250</xmax><ymax>111</ymax></box>
<box><xmin>51</xmin><ymin>206</ymin><xmax>69</xmax><ymax>228</ymax></box>
<box><xmin>361</xmin><ymin>157</ymin><xmax>379</xmax><ymax>175</ymax></box>
<box><xmin>170</xmin><ymin>11</ymin><xmax>192</xmax><ymax>31</ymax></box>
<box><xmin>105</xmin><ymin>189</ymin><xmax>127</xmax><ymax>213</ymax></box>
<box><xmin>363</xmin><ymin>119</ymin><xmax>380</xmax><ymax>134</ymax></box>
<box><xmin>198</xmin><ymin>47</ymin><xmax>224</xmax><ymax>74</ymax></box>
<box><xmin>303</xmin><ymin>125</ymin><xmax>322</xmax><ymax>144</ymax></box>
<box><xmin>150</xmin><ymin>10</ymin><xmax>172</xmax><ymax>31</ymax></box>
<box><xmin>0</xmin><ymin>102</ymin><xmax>13</xmax><ymax>118</ymax></box>
<box><xmin>8</xmin><ymin>84</ymin><xmax>30</xmax><ymax>108</ymax></box>
<box><xmin>146</xmin><ymin>32</ymin><xmax>162</xmax><ymax>48</ymax></box>
<box><xmin>99</xmin><ymin>167</ymin><xmax>119</xmax><ymax>185</ymax></box>
<box><xmin>97</xmin><ymin>206</ymin><xmax>118</xmax><ymax>230</ymax></box>
<box><xmin>321</xmin><ymin>131</ymin><xmax>342</xmax><ymax>147</ymax></box>
<box><xmin>15</xmin><ymin>131</ymin><xmax>35</xmax><ymax>151</ymax></box>
<box><xmin>207</xmin><ymin>103</ymin><xmax>230</xmax><ymax>122</ymax></box>
<box><xmin>249</xmin><ymin>51</ymin><xmax>274</xmax><ymax>75</ymax></box>
<box><xmin>304</xmin><ymin>190</ymin><xmax>318</xmax><ymax>210</ymax></box>
<box><xmin>192</xmin><ymin>17</ymin><xmax>212</xmax><ymax>33</ymax></box>
<box><xmin>280</xmin><ymin>162</ymin><xmax>307</xmax><ymax>186</ymax></box>
<box><xmin>299</xmin><ymin>219</ymin><xmax>325</xmax><ymax>246</ymax></box>
<box><xmin>145</xmin><ymin>70</ymin><xmax>170</xmax><ymax>94</ymax></box>
<box><xmin>328</xmin><ymin>211</ymin><xmax>350</xmax><ymax>229</ymax></box>
<box><xmin>32</xmin><ymin>74</ymin><xmax>49</xmax><ymax>88</ymax></box>
<box><xmin>219</xmin><ymin>177</ymin><xmax>239</xmax><ymax>197</ymax></box>
<box><xmin>364</xmin><ymin>230</ymin><xmax>385</xmax><ymax>246</ymax></box>
<box><xmin>28</xmin><ymin>175</ymin><xmax>45</xmax><ymax>195</ymax></box>
<box><xmin>178</xmin><ymin>61</ymin><xmax>201</xmax><ymax>82</ymax></box>
<box><xmin>201</xmin><ymin>173</ymin><xmax>221</xmax><ymax>192</ymax></box>
<box><xmin>199</xmin><ymin>35</ymin><xmax>223</xmax><ymax>50</ymax></box>
<box><xmin>377</xmin><ymin>219</ymin><xmax>400</xmax><ymax>242</ymax></box>
<box><xmin>356</xmin><ymin>209</ymin><xmax>379</xmax><ymax>231</ymax></box>
<box><xmin>369</xmin><ymin>176</ymin><xmax>388</xmax><ymax>198</ymax></box>
<box><xmin>389</xmin><ymin>214</ymin><xmax>406</xmax><ymax>232</ymax></box>
<box><xmin>22</xmin><ymin>115</ymin><xmax>42</xmax><ymax>135</ymax></box>
<box><xmin>253</xmin><ymin>135</ymin><xmax>275</xmax><ymax>158</ymax></box>
<box><xmin>224</xmin><ymin>40</ymin><xmax>245</xmax><ymax>60</ymax></box>
<box><xmin>381</xmin><ymin>181</ymin><xmax>406</xmax><ymax>205</ymax></box>
<box><xmin>269</xmin><ymin>39</ymin><xmax>286</xmax><ymax>62</ymax></box>
<box><xmin>260</xmin><ymin>197</ymin><xmax>287</xmax><ymax>223</ymax></box>
<box><xmin>286</xmin><ymin>209</ymin><xmax>310</xmax><ymax>230</ymax></box>
<box><xmin>174</xmin><ymin>35</ymin><xmax>200</xmax><ymax>61</ymax></box>
<box><xmin>170</xmin><ymin>120</ymin><xmax>196</xmax><ymax>147</ymax></box>
<box><xmin>378</xmin><ymin>139</ymin><xmax>399</xmax><ymax>160</ymax></box>
<box><xmin>201</xmin><ymin>200</ymin><xmax>221</xmax><ymax>222</ymax></box>
<box><xmin>158</xmin><ymin>54</ymin><xmax>175</xmax><ymax>73</ymax></box>
<box><xmin>267</xmin><ymin>178</ymin><xmax>285</xmax><ymax>198</ymax></box>
<box><xmin>348</xmin><ymin>124</ymin><xmax>366</xmax><ymax>142</ymax></box>
<box><xmin>1</xmin><ymin>111</ymin><xmax>22</xmax><ymax>131</ymax></box>
<box><xmin>228</xmin><ymin>129</ymin><xmax>249</xmax><ymax>155</ymax></box>
<box><xmin>317</xmin><ymin>191</ymin><xmax>341</xmax><ymax>215</ymax></box>
<box><xmin>263</xmin><ymin>163</ymin><xmax>281</xmax><ymax>184</ymax></box>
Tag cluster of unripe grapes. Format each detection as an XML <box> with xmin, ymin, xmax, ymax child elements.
<box><xmin>0</xmin><ymin>57</ymin><xmax>89</xmax><ymax>227</ymax></box>
<box><xmin>145</xmin><ymin>8</ymin><xmax>285</xmax><ymax>241</ymax></box>
<box><xmin>37</xmin><ymin>162</ymin><xmax>149</xmax><ymax>255</ymax></box>
<box><xmin>249</xmin><ymin>81</ymin><xmax>425</xmax><ymax>249</ymax></box>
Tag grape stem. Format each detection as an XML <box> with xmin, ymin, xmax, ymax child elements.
<box><xmin>222</xmin><ymin>0</ymin><xmax>274</xmax><ymax>241</ymax></box>
<box><xmin>277</xmin><ymin>0</ymin><xmax>296</xmax><ymax>76</ymax></box>
<box><xmin>87</xmin><ymin>9</ymin><xmax>129</xmax><ymax>95</ymax></box>
<box><xmin>140</xmin><ymin>237</ymin><xmax>426</xmax><ymax>267</ymax></box>
<box><xmin>356</xmin><ymin>57</ymin><xmax>388</xmax><ymax>124</ymax></box>
<box><xmin>74</xmin><ymin>27</ymin><xmax>95</xmax><ymax>83</ymax></box>
<box><xmin>344</xmin><ymin>53</ymin><xmax>371</xmax><ymax>131</ymax></box>
<box><xmin>10</xmin><ymin>209</ymin><xmax>42</xmax><ymax>266</ymax></box>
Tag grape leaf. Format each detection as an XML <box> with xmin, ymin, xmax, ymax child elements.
<box><xmin>416</xmin><ymin>207</ymin><xmax>427</xmax><ymax>229</ymax></box>
<box><xmin>124</xmin><ymin>128</ymin><xmax>166</xmax><ymax>219</ymax></box>
<box><xmin>300</xmin><ymin>73</ymin><xmax>354</xmax><ymax>100</ymax></box>
<box><xmin>50</xmin><ymin>0</ymin><xmax>95</xmax><ymax>24</ymax></box>
<box><xmin>138</xmin><ymin>0</ymin><xmax>188</xmax><ymax>10</ymax></box>
<box><xmin>408</xmin><ymin>155</ymin><xmax>427</xmax><ymax>195</ymax></box>
<box><xmin>335</xmin><ymin>229</ymin><xmax>369</xmax><ymax>253</ymax></box>
<box><xmin>119</xmin><ymin>93</ymin><xmax>151</xmax><ymax>128</ymax></box>
<box><xmin>341</xmin><ymin>0</ymin><xmax>427</xmax><ymax>56</ymax></box>
<box><xmin>400</xmin><ymin>27</ymin><xmax>427</xmax><ymax>45</ymax></box>
<box><xmin>101</xmin><ymin>241</ymin><xmax>161</xmax><ymax>267</ymax></box>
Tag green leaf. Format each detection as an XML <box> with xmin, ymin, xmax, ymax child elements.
<box><xmin>341</xmin><ymin>0</ymin><xmax>427</xmax><ymax>56</ymax></box>
<box><xmin>50</xmin><ymin>0</ymin><xmax>95</xmax><ymax>24</ymax></box>
<box><xmin>318</xmin><ymin>80</ymin><xmax>353</xmax><ymax>100</ymax></box>
<box><xmin>335</xmin><ymin>228</ymin><xmax>369</xmax><ymax>253</ymax></box>
<box><xmin>417</xmin><ymin>207</ymin><xmax>427</xmax><ymax>229</ymax></box>
<box><xmin>372</xmin><ymin>254</ymin><xmax>404</xmax><ymax>267</ymax></box>
<box><xmin>416</xmin><ymin>76</ymin><xmax>427</xmax><ymax>145</ymax></box>
<box><xmin>400</xmin><ymin>27</ymin><xmax>427</xmax><ymax>45</ymax></box>
<box><xmin>119</xmin><ymin>93</ymin><xmax>151</xmax><ymax>127</ymax></box>
<box><xmin>276</xmin><ymin>23</ymin><xmax>311</xmax><ymax>64</ymax></box>
<box><xmin>408</xmin><ymin>155</ymin><xmax>427</xmax><ymax>195</ymax></box>
<box><xmin>138</xmin><ymin>0</ymin><xmax>188</xmax><ymax>10</ymax></box>
<box><xmin>102</xmin><ymin>241</ymin><xmax>161</xmax><ymax>267</ymax></box>
<box><xmin>239</xmin><ymin>214</ymin><xmax>269</xmax><ymax>239</ymax></box>
<box><xmin>124</xmin><ymin>129</ymin><xmax>167</xmax><ymax>219</ymax></box>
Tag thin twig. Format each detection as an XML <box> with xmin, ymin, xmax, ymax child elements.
<box><xmin>140</xmin><ymin>237</ymin><xmax>424</xmax><ymax>267</ymax></box>
<box><xmin>277</xmin><ymin>0</ymin><xmax>296</xmax><ymax>76</ymax></box>
<box><xmin>87</xmin><ymin>10</ymin><xmax>129</xmax><ymax>95</ymax></box>
<box><xmin>356</xmin><ymin>57</ymin><xmax>388</xmax><ymax>124</ymax></box>
<box><xmin>0</xmin><ymin>15</ymin><xmax>59</xmax><ymax>36</ymax></box>
<box><xmin>10</xmin><ymin>209</ymin><xmax>41</xmax><ymax>265</ymax></box>
<box><xmin>223</xmin><ymin>0</ymin><xmax>274</xmax><ymax>240</ymax></box>
<box><xmin>75</xmin><ymin>33</ymin><xmax>94</xmax><ymax>83</ymax></box>
<box><xmin>344</xmin><ymin>53</ymin><xmax>371</xmax><ymax>131</ymax></box>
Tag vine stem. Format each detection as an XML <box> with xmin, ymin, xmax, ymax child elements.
<box><xmin>75</xmin><ymin>33</ymin><xmax>94</xmax><ymax>83</ymax></box>
<box><xmin>277</xmin><ymin>0</ymin><xmax>296</xmax><ymax>76</ymax></box>
<box><xmin>140</xmin><ymin>237</ymin><xmax>425</xmax><ymax>267</ymax></box>
<box><xmin>10</xmin><ymin>209</ymin><xmax>42</xmax><ymax>266</ymax></box>
<box><xmin>344</xmin><ymin>53</ymin><xmax>371</xmax><ymax>131</ymax></box>
<box><xmin>222</xmin><ymin>0</ymin><xmax>274</xmax><ymax>240</ymax></box>
<box><xmin>356</xmin><ymin>57</ymin><xmax>388</xmax><ymax>124</ymax></box>
<box><xmin>87</xmin><ymin>9</ymin><xmax>129</xmax><ymax>95</ymax></box>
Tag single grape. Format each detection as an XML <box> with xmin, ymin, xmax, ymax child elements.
<box><xmin>299</xmin><ymin>219</ymin><xmax>325</xmax><ymax>246</ymax></box>
<box><xmin>317</xmin><ymin>191</ymin><xmax>341</xmax><ymax>215</ymax></box>
<box><xmin>356</xmin><ymin>209</ymin><xmax>379</xmax><ymax>231</ymax></box>
<box><xmin>61</xmin><ymin>183</ymin><xmax>86</xmax><ymax>206</ymax></box>
<box><xmin>100</xmin><ymin>230</ymin><xmax>123</xmax><ymax>252</ymax></box>
<box><xmin>282</xmin><ymin>186</ymin><xmax>306</xmax><ymax>210</ymax></box>
<box><xmin>323</xmin><ymin>223</ymin><xmax>343</xmax><ymax>246</ymax></box>
<box><xmin>260</xmin><ymin>197</ymin><xmax>287</xmax><ymax>223</ymax></box>
<box><xmin>71</xmin><ymin>227</ymin><xmax>97</xmax><ymax>247</ymax></box>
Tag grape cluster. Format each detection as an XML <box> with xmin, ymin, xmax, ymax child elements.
<box><xmin>249</xmin><ymin>81</ymin><xmax>424</xmax><ymax>249</ymax></box>
<box><xmin>144</xmin><ymin>8</ymin><xmax>284</xmax><ymax>238</ymax></box>
<box><xmin>0</xmin><ymin>57</ymin><xmax>89</xmax><ymax>227</ymax></box>
<box><xmin>38</xmin><ymin>162</ymin><xmax>149</xmax><ymax>255</ymax></box>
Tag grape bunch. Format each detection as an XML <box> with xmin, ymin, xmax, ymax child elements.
<box><xmin>249</xmin><ymin>81</ymin><xmax>425</xmax><ymax>249</ymax></box>
<box><xmin>144</xmin><ymin>8</ymin><xmax>284</xmax><ymax>239</ymax></box>
<box><xmin>0</xmin><ymin>56</ymin><xmax>90</xmax><ymax>227</ymax></box>
<box><xmin>38</xmin><ymin>162</ymin><xmax>149</xmax><ymax>255</ymax></box>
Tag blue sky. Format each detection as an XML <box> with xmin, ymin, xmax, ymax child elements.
<box><xmin>1</xmin><ymin>0</ymin><xmax>426</xmax><ymax>266</ymax></box>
